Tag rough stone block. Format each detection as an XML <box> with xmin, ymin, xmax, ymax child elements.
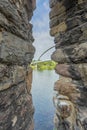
<box><xmin>0</xmin><ymin>31</ymin><xmax>35</xmax><ymax>65</ymax></box>
<box><xmin>49</xmin><ymin>0</ymin><xmax>76</xmax><ymax>19</ymax></box>
<box><xmin>0</xmin><ymin>12</ymin><xmax>33</xmax><ymax>41</ymax></box>
<box><xmin>49</xmin><ymin>0</ymin><xmax>59</xmax><ymax>8</ymax></box>
<box><xmin>55</xmin><ymin>64</ymin><xmax>81</xmax><ymax>80</ymax></box>
<box><xmin>26</xmin><ymin>67</ymin><xmax>33</xmax><ymax>93</ymax></box>
<box><xmin>54</xmin><ymin>24</ymin><xmax>84</xmax><ymax>46</ymax></box>
<box><xmin>74</xmin><ymin>63</ymin><xmax>87</xmax><ymax>87</ymax></box>
<box><xmin>50</xmin><ymin>12</ymin><xmax>66</xmax><ymax>28</ymax></box>
<box><xmin>0</xmin><ymin>82</ymin><xmax>34</xmax><ymax>130</ymax></box>
<box><xmin>52</xmin><ymin>42</ymin><xmax>87</xmax><ymax>63</ymax></box>
<box><xmin>50</xmin><ymin>5</ymin><xmax>65</xmax><ymax>19</ymax></box>
<box><xmin>0</xmin><ymin>64</ymin><xmax>26</xmax><ymax>91</ymax></box>
<box><xmin>50</xmin><ymin>22</ymin><xmax>67</xmax><ymax>36</ymax></box>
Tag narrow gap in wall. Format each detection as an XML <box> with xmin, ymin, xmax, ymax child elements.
<box><xmin>31</xmin><ymin>0</ymin><xmax>59</xmax><ymax>130</ymax></box>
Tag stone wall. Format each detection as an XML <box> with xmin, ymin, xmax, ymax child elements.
<box><xmin>1</xmin><ymin>0</ymin><xmax>87</xmax><ymax>130</ymax></box>
<box><xmin>0</xmin><ymin>0</ymin><xmax>35</xmax><ymax>130</ymax></box>
<box><xmin>49</xmin><ymin>0</ymin><xmax>87</xmax><ymax>130</ymax></box>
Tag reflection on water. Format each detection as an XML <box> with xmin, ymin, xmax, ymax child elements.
<box><xmin>32</xmin><ymin>70</ymin><xmax>58</xmax><ymax>130</ymax></box>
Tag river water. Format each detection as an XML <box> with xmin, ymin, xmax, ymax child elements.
<box><xmin>32</xmin><ymin>70</ymin><xmax>58</xmax><ymax>130</ymax></box>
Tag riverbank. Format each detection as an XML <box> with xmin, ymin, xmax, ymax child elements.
<box><xmin>30</xmin><ymin>60</ymin><xmax>57</xmax><ymax>71</ymax></box>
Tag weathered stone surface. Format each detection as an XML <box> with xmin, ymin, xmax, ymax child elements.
<box><xmin>0</xmin><ymin>65</ymin><xmax>29</xmax><ymax>91</ymax></box>
<box><xmin>50</xmin><ymin>21</ymin><xmax>67</xmax><ymax>36</ymax></box>
<box><xmin>49</xmin><ymin>0</ymin><xmax>76</xmax><ymax>19</ymax></box>
<box><xmin>49</xmin><ymin>12</ymin><xmax>66</xmax><ymax>28</ymax></box>
<box><xmin>0</xmin><ymin>0</ymin><xmax>35</xmax><ymax>41</ymax></box>
<box><xmin>50</xmin><ymin>5</ymin><xmax>65</xmax><ymax>19</ymax></box>
<box><xmin>53</xmin><ymin>94</ymin><xmax>77</xmax><ymax>130</ymax></box>
<box><xmin>26</xmin><ymin>67</ymin><xmax>33</xmax><ymax>93</ymax></box>
<box><xmin>0</xmin><ymin>31</ymin><xmax>35</xmax><ymax>65</ymax></box>
<box><xmin>0</xmin><ymin>82</ymin><xmax>34</xmax><ymax>130</ymax></box>
<box><xmin>0</xmin><ymin>64</ymin><xmax>25</xmax><ymax>81</ymax></box>
<box><xmin>52</xmin><ymin>42</ymin><xmax>87</xmax><ymax>64</ymax></box>
<box><xmin>0</xmin><ymin>12</ymin><xmax>33</xmax><ymax>41</ymax></box>
<box><xmin>49</xmin><ymin>0</ymin><xmax>87</xmax><ymax>129</ymax></box>
<box><xmin>51</xmin><ymin>48</ymin><xmax>68</xmax><ymax>64</ymax></box>
<box><xmin>55</xmin><ymin>64</ymin><xmax>81</xmax><ymax>80</ymax></box>
<box><xmin>50</xmin><ymin>3</ymin><xmax>87</xmax><ymax>28</ymax></box>
<box><xmin>54</xmin><ymin>77</ymin><xmax>80</xmax><ymax>103</ymax></box>
<box><xmin>0</xmin><ymin>0</ymin><xmax>36</xmax><ymax>130</ymax></box>
<box><xmin>49</xmin><ymin>0</ymin><xmax>61</xmax><ymax>8</ymax></box>
<box><xmin>55</xmin><ymin>63</ymin><xmax>87</xmax><ymax>87</ymax></box>
<box><xmin>73</xmin><ymin>63</ymin><xmax>87</xmax><ymax>86</ymax></box>
<box><xmin>55</xmin><ymin>23</ymin><xmax>87</xmax><ymax>46</ymax></box>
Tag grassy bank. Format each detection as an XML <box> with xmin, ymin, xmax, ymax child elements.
<box><xmin>30</xmin><ymin>60</ymin><xmax>57</xmax><ymax>71</ymax></box>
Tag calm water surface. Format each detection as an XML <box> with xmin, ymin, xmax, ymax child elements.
<box><xmin>32</xmin><ymin>70</ymin><xmax>58</xmax><ymax>130</ymax></box>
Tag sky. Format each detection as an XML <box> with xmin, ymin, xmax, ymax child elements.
<box><xmin>31</xmin><ymin>0</ymin><xmax>55</xmax><ymax>61</ymax></box>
